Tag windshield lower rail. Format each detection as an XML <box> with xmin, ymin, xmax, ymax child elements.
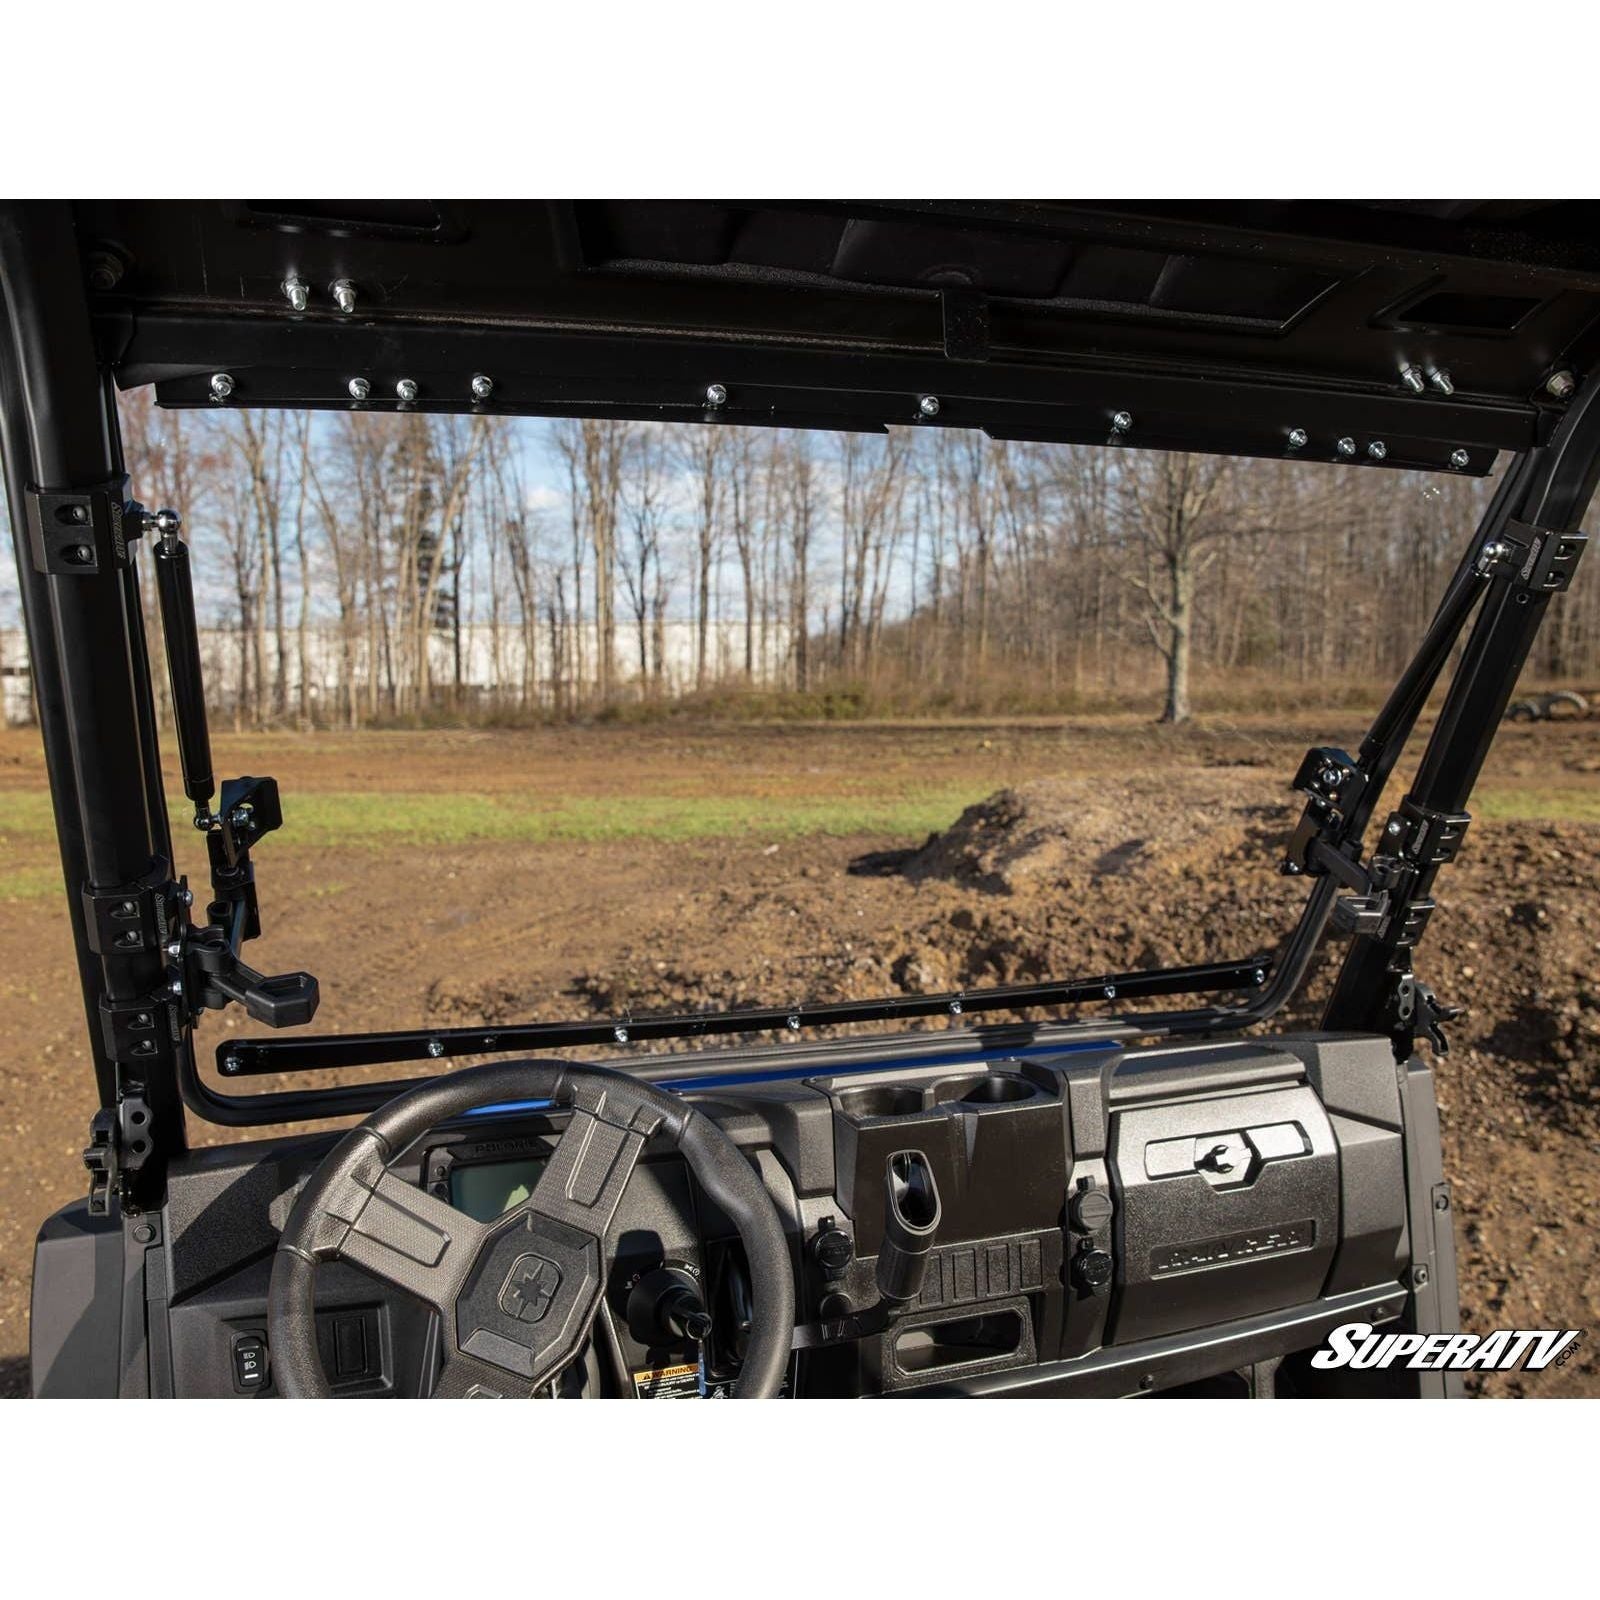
<box><xmin>213</xmin><ymin>956</ymin><xmax>1272</xmax><ymax>1080</ymax></box>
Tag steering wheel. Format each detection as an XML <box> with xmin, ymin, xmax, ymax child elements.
<box><xmin>268</xmin><ymin>1060</ymin><xmax>795</xmax><ymax>1397</ymax></box>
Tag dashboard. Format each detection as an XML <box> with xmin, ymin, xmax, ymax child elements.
<box><xmin>29</xmin><ymin>1030</ymin><xmax>1460</xmax><ymax>1398</ymax></box>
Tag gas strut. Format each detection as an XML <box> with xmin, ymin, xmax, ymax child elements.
<box><xmin>147</xmin><ymin>510</ymin><xmax>215</xmax><ymax>829</ymax></box>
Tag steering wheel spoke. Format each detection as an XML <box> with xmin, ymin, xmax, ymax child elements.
<box><xmin>337</xmin><ymin>1167</ymin><xmax>488</xmax><ymax>1311</ymax></box>
<box><xmin>431</xmin><ymin>1346</ymin><xmax>544</xmax><ymax>1400</ymax></box>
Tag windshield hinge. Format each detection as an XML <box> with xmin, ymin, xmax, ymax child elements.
<box><xmin>82</xmin><ymin>1090</ymin><xmax>153</xmax><ymax>1217</ymax></box>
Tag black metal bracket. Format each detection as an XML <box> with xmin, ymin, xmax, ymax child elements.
<box><xmin>1489</xmin><ymin>520</ymin><xmax>1588</xmax><ymax>596</ymax></box>
<box><xmin>23</xmin><ymin>477</ymin><xmax>131</xmax><ymax>576</ymax></box>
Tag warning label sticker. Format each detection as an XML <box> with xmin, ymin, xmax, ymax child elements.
<box><xmin>631</xmin><ymin>1361</ymin><xmax>702</xmax><ymax>1399</ymax></box>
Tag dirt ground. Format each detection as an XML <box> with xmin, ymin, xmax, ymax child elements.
<box><xmin>0</xmin><ymin>714</ymin><xmax>1595</xmax><ymax>1398</ymax></box>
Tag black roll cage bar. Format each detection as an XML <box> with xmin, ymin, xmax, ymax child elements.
<box><xmin>2</xmin><ymin>200</ymin><xmax>1596</xmax><ymax>1218</ymax></box>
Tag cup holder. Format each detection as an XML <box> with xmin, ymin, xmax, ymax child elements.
<box><xmin>838</xmin><ymin>1084</ymin><xmax>928</xmax><ymax>1120</ymax></box>
<box><xmin>931</xmin><ymin>1072</ymin><xmax>1038</xmax><ymax>1107</ymax></box>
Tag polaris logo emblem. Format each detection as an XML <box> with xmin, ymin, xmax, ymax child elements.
<box><xmin>499</xmin><ymin>1253</ymin><xmax>561</xmax><ymax>1324</ymax></box>
<box><xmin>1312</xmin><ymin>1321</ymin><xmax>1581</xmax><ymax>1372</ymax></box>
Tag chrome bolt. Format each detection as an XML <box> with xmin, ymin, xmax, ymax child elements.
<box><xmin>1429</xmin><ymin>367</ymin><xmax>1455</xmax><ymax>396</ymax></box>
<box><xmin>470</xmin><ymin>374</ymin><xmax>494</xmax><ymax>402</ymax></box>
<box><xmin>1103</xmin><ymin>984</ymin><xmax>1117</xmax><ymax>1000</ymax></box>
<box><xmin>1547</xmin><ymin>370</ymin><xmax>1577</xmax><ymax>400</ymax></box>
<box><xmin>426</xmin><ymin>1039</ymin><xmax>444</xmax><ymax>1059</ymax></box>
<box><xmin>949</xmin><ymin>997</ymin><xmax>963</xmax><ymax>1016</ymax></box>
<box><xmin>331</xmin><ymin>279</ymin><xmax>357</xmax><ymax>315</ymax></box>
<box><xmin>180</xmin><ymin>886</ymin><xmax>194</xmax><ymax>906</ymax></box>
<box><xmin>1368</xmin><ymin>440</ymin><xmax>1388</xmax><ymax>461</ymax></box>
<box><xmin>282</xmin><ymin>275</ymin><xmax>309</xmax><ymax>313</ymax></box>
<box><xmin>1336</xmin><ymin>436</ymin><xmax>1356</xmax><ymax>458</ymax></box>
<box><xmin>209</xmin><ymin>373</ymin><xmax>235</xmax><ymax>401</ymax></box>
<box><xmin>222</xmin><ymin>1054</ymin><xmax>241</xmax><ymax>1075</ymax></box>
<box><xmin>168</xmin><ymin>975</ymin><xmax>184</xmax><ymax>996</ymax></box>
<box><xmin>1386</xmin><ymin>819</ymin><xmax>1403</xmax><ymax>836</ymax></box>
<box><xmin>1253</xmin><ymin>968</ymin><xmax>1266</xmax><ymax>985</ymax></box>
<box><xmin>1399</xmin><ymin>364</ymin><xmax>1426</xmax><ymax>394</ymax></box>
<box><xmin>1450</xmin><ymin>448</ymin><xmax>1470</xmax><ymax>470</ymax></box>
<box><xmin>918</xmin><ymin>394</ymin><xmax>941</xmax><ymax>417</ymax></box>
<box><xmin>786</xmin><ymin>1014</ymin><xmax>802</xmax><ymax>1032</ymax></box>
<box><xmin>396</xmin><ymin>378</ymin><xmax>419</xmax><ymax>403</ymax></box>
<box><xmin>613</xmin><ymin>1025</ymin><xmax>630</xmax><ymax>1044</ymax></box>
<box><xmin>165</xmin><ymin>940</ymin><xmax>183</xmax><ymax>960</ymax></box>
<box><xmin>347</xmin><ymin>377</ymin><xmax>370</xmax><ymax>401</ymax></box>
<box><xmin>704</xmin><ymin>382</ymin><xmax>728</xmax><ymax>409</ymax></box>
<box><xmin>1287</xmin><ymin>428</ymin><xmax>1308</xmax><ymax>450</ymax></box>
<box><xmin>1111</xmin><ymin>410</ymin><xmax>1133</xmax><ymax>434</ymax></box>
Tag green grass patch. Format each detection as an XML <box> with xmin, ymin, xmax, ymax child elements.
<box><xmin>0</xmin><ymin>786</ymin><xmax>984</xmax><ymax>853</ymax></box>
<box><xmin>1472</xmin><ymin>787</ymin><xmax>1600</xmax><ymax>825</ymax></box>
<box><xmin>280</xmin><ymin>789</ymin><xmax>983</xmax><ymax>846</ymax></box>
<box><xmin>0</xmin><ymin>864</ymin><xmax>64</xmax><ymax>903</ymax></box>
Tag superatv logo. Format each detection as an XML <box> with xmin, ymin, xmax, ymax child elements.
<box><xmin>1312</xmin><ymin>1322</ymin><xmax>1581</xmax><ymax>1373</ymax></box>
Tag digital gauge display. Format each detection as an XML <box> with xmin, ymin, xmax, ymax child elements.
<box><xmin>449</xmin><ymin>1157</ymin><xmax>549</xmax><ymax>1222</ymax></box>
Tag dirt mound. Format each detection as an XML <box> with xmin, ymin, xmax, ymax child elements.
<box><xmin>901</xmin><ymin>772</ymin><xmax>1287</xmax><ymax>895</ymax></box>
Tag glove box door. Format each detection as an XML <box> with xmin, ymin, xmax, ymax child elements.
<box><xmin>1108</xmin><ymin>1083</ymin><xmax>1339</xmax><ymax>1344</ymax></box>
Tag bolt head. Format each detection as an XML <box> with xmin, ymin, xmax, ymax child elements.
<box><xmin>347</xmin><ymin>377</ymin><xmax>370</xmax><ymax>401</ymax></box>
<box><xmin>1367</xmin><ymin>440</ymin><xmax>1388</xmax><ymax>461</ymax></box>
<box><xmin>209</xmin><ymin>373</ymin><xmax>235</xmax><ymax>401</ymax></box>
<box><xmin>949</xmin><ymin>998</ymin><xmax>963</xmax><ymax>1015</ymax></box>
<box><xmin>470</xmin><ymin>374</ymin><xmax>494</xmax><ymax>401</ymax></box>
<box><xmin>918</xmin><ymin>394</ymin><xmax>941</xmax><ymax>417</ymax></box>
<box><xmin>168</xmin><ymin>975</ymin><xmax>184</xmax><ymax>996</ymax></box>
<box><xmin>1429</xmin><ymin>367</ymin><xmax>1455</xmax><ymax>396</ymax></box>
<box><xmin>1386</xmin><ymin>819</ymin><xmax>1403</xmax><ymax>836</ymax></box>
<box><xmin>704</xmin><ymin>382</ymin><xmax>727</xmax><ymax>409</ymax></box>
<box><xmin>1336</xmin><ymin>436</ymin><xmax>1356</xmax><ymax>457</ymax></box>
<box><xmin>1111</xmin><ymin>410</ymin><xmax>1133</xmax><ymax>434</ymax></box>
<box><xmin>1103</xmin><ymin>984</ymin><xmax>1117</xmax><ymax>1000</ymax></box>
<box><xmin>282</xmin><ymin>277</ymin><xmax>308</xmax><ymax>312</ymax></box>
<box><xmin>1450</xmin><ymin>448</ymin><xmax>1470</xmax><ymax>470</ymax></box>
<box><xmin>426</xmin><ymin>1039</ymin><xmax>445</xmax><ymax>1058</ymax></box>
<box><xmin>786</xmin><ymin>1014</ymin><xmax>801</xmax><ymax>1031</ymax></box>
<box><xmin>332</xmin><ymin>279</ymin><xmax>357</xmax><ymax>314</ymax></box>
<box><xmin>165</xmin><ymin>940</ymin><xmax>183</xmax><ymax>959</ymax></box>
<box><xmin>1400</xmin><ymin>364</ymin><xmax>1426</xmax><ymax>394</ymax></box>
<box><xmin>396</xmin><ymin>378</ymin><xmax>419</xmax><ymax>403</ymax></box>
<box><xmin>223</xmin><ymin>1054</ymin><xmax>242</xmax><ymax>1075</ymax></box>
<box><xmin>613</xmin><ymin>1025</ymin><xmax>630</xmax><ymax>1044</ymax></box>
<box><xmin>1287</xmin><ymin>427</ymin><xmax>1308</xmax><ymax>450</ymax></box>
<box><xmin>1547</xmin><ymin>370</ymin><xmax>1577</xmax><ymax>399</ymax></box>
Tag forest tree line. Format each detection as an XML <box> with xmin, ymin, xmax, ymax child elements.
<box><xmin>94</xmin><ymin>390</ymin><xmax>1600</xmax><ymax>728</ymax></box>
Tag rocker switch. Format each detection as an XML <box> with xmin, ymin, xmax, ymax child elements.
<box><xmin>232</xmin><ymin>1333</ymin><xmax>268</xmax><ymax>1391</ymax></box>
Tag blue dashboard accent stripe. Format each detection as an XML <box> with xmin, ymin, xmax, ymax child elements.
<box><xmin>460</xmin><ymin>1038</ymin><xmax>1109</xmax><ymax>1118</ymax></box>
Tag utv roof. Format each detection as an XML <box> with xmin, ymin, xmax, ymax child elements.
<box><xmin>78</xmin><ymin>198</ymin><xmax>1600</xmax><ymax>474</ymax></box>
